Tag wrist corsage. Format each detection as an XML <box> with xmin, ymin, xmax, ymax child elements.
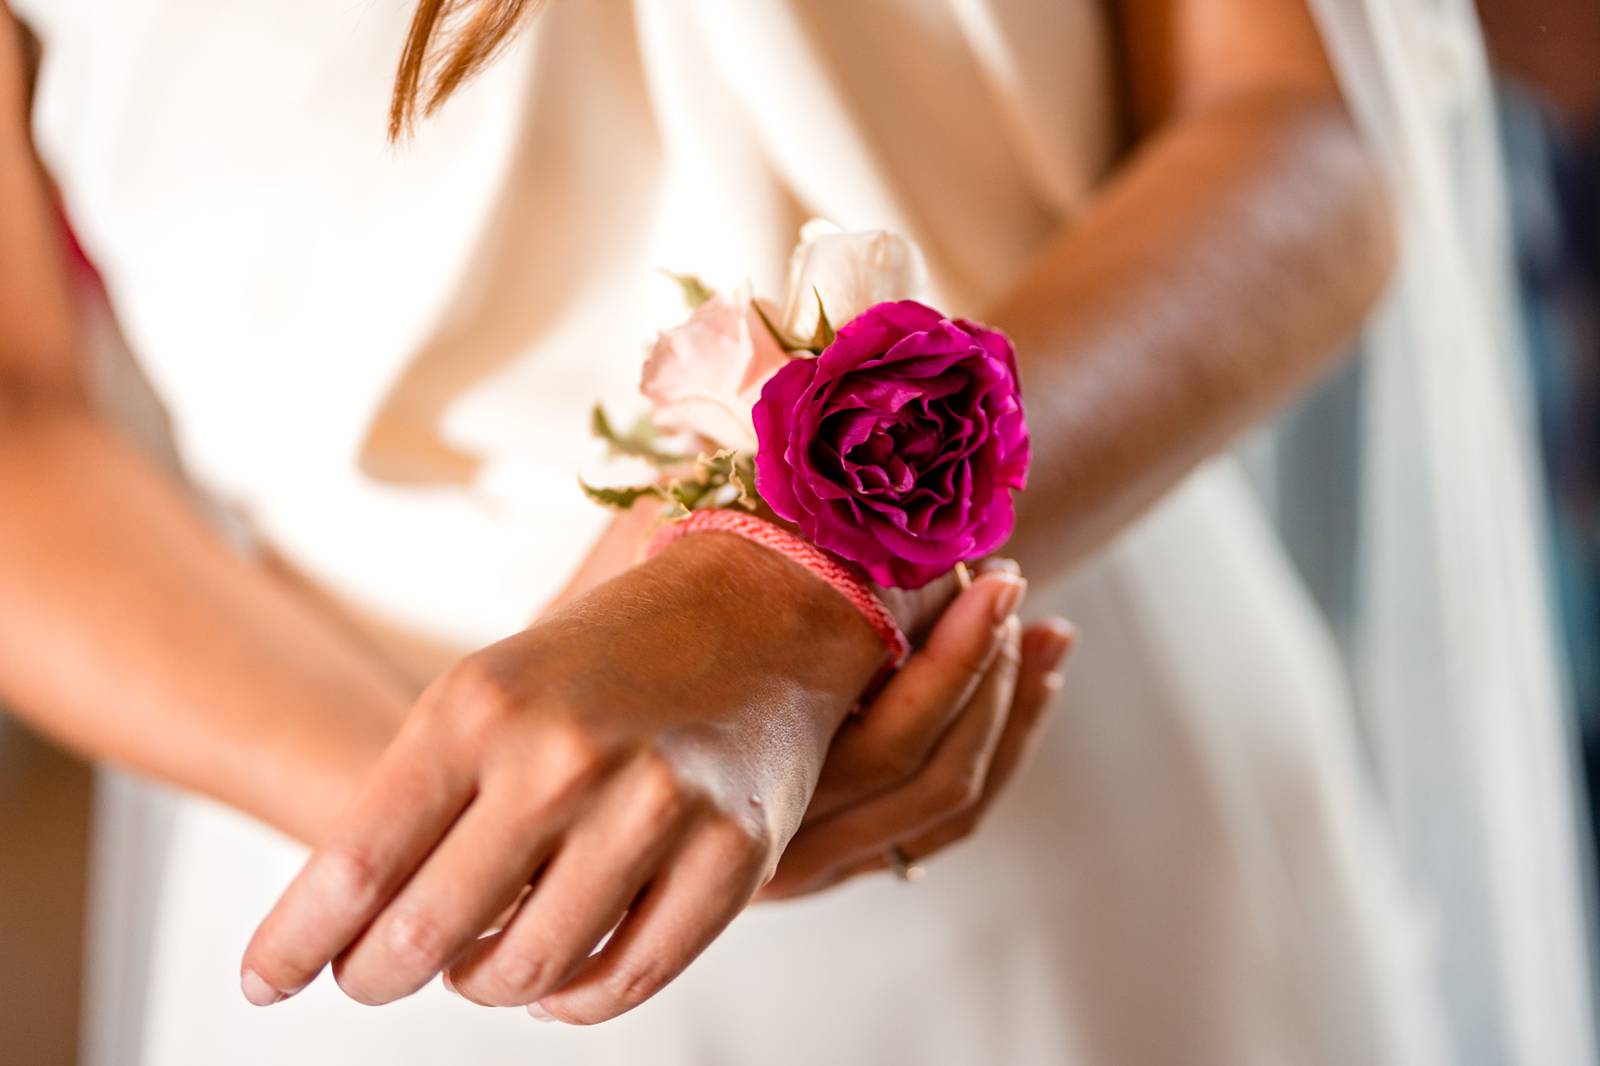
<box><xmin>584</xmin><ymin>221</ymin><xmax>1031</xmax><ymax>661</ymax></box>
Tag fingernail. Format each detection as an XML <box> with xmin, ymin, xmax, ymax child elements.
<box><xmin>1038</xmin><ymin>619</ymin><xmax>1075</xmax><ymax>668</ymax></box>
<box><xmin>988</xmin><ymin>575</ymin><xmax>1026</xmax><ymax>624</ymax></box>
<box><xmin>527</xmin><ymin>1001</ymin><xmax>557</xmax><ymax>1022</ymax></box>
<box><xmin>977</xmin><ymin>556</ymin><xmax>1021</xmax><ymax>576</ymax></box>
<box><xmin>240</xmin><ymin>968</ymin><xmax>285</xmax><ymax>1007</ymax></box>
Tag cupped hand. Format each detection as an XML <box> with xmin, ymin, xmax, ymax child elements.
<box><xmin>759</xmin><ymin>564</ymin><xmax>1073</xmax><ymax>899</ymax></box>
<box><xmin>239</xmin><ymin>530</ymin><xmax>886</xmax><ymax>1024</ymax></box>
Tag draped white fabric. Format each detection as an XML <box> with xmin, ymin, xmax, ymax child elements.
<box><xmin>1302</xmin><ymin>2</ymin><xmax>1599</xmax><ymax>1061</ymax></box>
<box><xmin>11</xmin><ymin>0</ymin><xmax>1593</xmax><ymax>1062</ymax></box>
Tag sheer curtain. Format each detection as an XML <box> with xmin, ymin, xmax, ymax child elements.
<box><xmin>1288</xmin><ymin>2</ymin><xmax>1598</xmax><ymax>1061</ymax></box>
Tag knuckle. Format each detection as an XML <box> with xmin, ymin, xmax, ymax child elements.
<box><xmin>868</xmin><ymin>745</ymin><xmax>925</xmax><ymax>789</ymax></box>
<box><xmin>383</xmin><ymin>906</ymin><xmax>450</xmax><ymax>973</ymax></box>
<box><xmin>626</xmin><ymin>753</ymin><xmax>693</xmax><ymax>833</ymax></box>
<box><xmin>438</xmin><ymin>656</ymin><xmax>519</xmax><ymax>735</ymax></box>
<box><xmin>487</xmin><ymin>952</ymin><xmax>550</xmax><ymax>1004</ymax></box>
<box><xmin>534</xmin><ymin>723</ymin><xmax>610</xmax><ymax>792</ymax></box>
<box><xmin>924</xmin><ymin>767</ymin><xmax>985</xmax><ymax>814</ymax></box>
<box><xmin>912</xmin><ymin>814</ymin><xmax>982</xmax><ymax>864</ymax></box>
<box><xmin>706</xmin><ymin>811</ymin><xmax>775</xmax><ymax>875</ymax></box>
<box><xmin>309</xmin><ymin>846</ymin><xmax>385</xmax><ymax>913</ymax></box>
<box><xmin>605</xmin><ymin>957</ymin><xmax>673</xmax><ymax>1009</ymax></box>
<box><xmin>721</xmin><ymin>808</ymin><xmax>773</xmax><ymax>852</ymax></box>
<box><xmin>942</xmin><ymin>813</ymin><xmax>981</xmax><ymax>847</ymax></box>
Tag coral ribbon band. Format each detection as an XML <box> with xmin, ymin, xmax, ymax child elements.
<box><xmin>646</xmin><ymin>509</ymin><xmax>911</xmax><ymax>675</ymax></box>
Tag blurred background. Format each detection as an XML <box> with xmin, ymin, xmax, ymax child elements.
<box><xmin>1477</xmin><ymin>0</ymin><xmax>1600</xmax><ymax>862</ymax></box>
<box><xmin>1</xmin><ymin>3</ymin><xmax>1596</xmax><ymax>1063</ymax></box>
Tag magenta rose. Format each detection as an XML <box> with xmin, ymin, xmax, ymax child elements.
<box><xmin>753</xmin><ymin>300</ymin><xmax>1030</xmax><ymax>589</ymax></box>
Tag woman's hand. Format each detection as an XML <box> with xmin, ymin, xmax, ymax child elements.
<box><xmin>239</xmin><ymin>530</ymin><xmax>885</xmax><ymax>1024</ymax></box>
<box><xmin>760</xmin><ymin>565</ymin><xmax>1073</xmax><ymax>899</ymax></box>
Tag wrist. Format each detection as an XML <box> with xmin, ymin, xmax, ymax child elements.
<box><xmin>730</xmin><ymin>502</ymin><xmax>957</xmax><ymax>643</ymax></box>
<box><xmin>645</xmin><ymin>530</ymin><xmax>886</xmax><ymax>728</ymax></box>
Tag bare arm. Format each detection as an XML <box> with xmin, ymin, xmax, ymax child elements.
<box><xmin>998</xmin><ymin>0</ymin><xmax>1394</xmax><ymax>576</ymax></box>
<box><xmin>0</xmin><ymin>8</ymin><xmax>409</xmax><ymax>844</ymax></box>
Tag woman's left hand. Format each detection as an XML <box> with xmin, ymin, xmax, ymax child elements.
<box><xmin>759</xmin><ymin>564</ymin><xmax>1074</xmax><ymax>899</ymax></box>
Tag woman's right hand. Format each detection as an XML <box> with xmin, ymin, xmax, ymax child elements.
<box><xmin>239</xmin><ymin>527</ymin><xmax>890</xmax><ymax>1025</ymax></box>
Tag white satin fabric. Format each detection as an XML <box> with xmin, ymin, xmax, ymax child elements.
<box><xmin>13</xmin><ymin>0</ymin><xmax>1591</xmax><ymax>1063</ymax></box>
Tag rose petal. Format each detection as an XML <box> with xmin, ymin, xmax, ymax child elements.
<box><xmin>778</xmin><ymin>227</ymin><xmax>930</xmax><ymax>341</ymax></box>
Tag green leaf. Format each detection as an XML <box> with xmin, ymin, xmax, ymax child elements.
<box><xmin>590</xmin><ymin>404</ymin><xmax>688</xmax><ymax>466</ymax></box>
<box><xmin>661</xmin><ymin>270</ymin><xmax>715</xmax><ymax>310</ymax></box>
<box><xmin>694</xmin><ymin>448</ymin><xmax>735</xmax><ymax>480</ymax></box>
<box><xmin>729</xmin><ymin>453</ymin><xmax>762</xmax><ymax>510</ymax></box>
<box><xmin>806</xmin><ymin>287</ymin><xmax>836</xmax><ymax>351</ymax></box>
<box><xmin>582</xmin><ymin>445</ymin><xmax>764</xmax><ymax>517</ymax></box>
<box><xmin>578</xmin><ymin>478</ymin><xmax>667</xmax><ymax>510</ymax></box>
<box><xmin>752</xmin><ymin>299</ymin><xmax>817</xmax><ymax>355</ymax></box>
<box><xmin>665</xmin><ymin>477</ymin><xmax>696</xmax><ymax>506</ymax></box>
<box><xmin>590</xmin><ymin>403</ymin><xmax>632</xmax><ymax>448</ymax></box>
<box><xmin>752</xmin><ymin>293</ymin><xmax>835</xmax><ymax>355</ymax></box>
<box><xmin>578</xmin><ymin>477</ymin><xmax>694</xmax><ymax>518</ymax></box>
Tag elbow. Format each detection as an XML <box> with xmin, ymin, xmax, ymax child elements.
<box><xmin>1318</xmin><ymin>99</ymin><xmax>1398</xmax><ymax>324</ymax></box>
<box><xmin>1195</xmin><ymin>85</ymin><xmax>1401</xmax><ymax>343</ymax></box>
<box><xmin>1241</xmin><ymin>87</ymin><xmax>1399</xmax><ymax>360</ymax></box>
<box><xmin>1281</xmin><ymin>89</ymin><xmax>1399</xmax><ymax>331</ymax></box>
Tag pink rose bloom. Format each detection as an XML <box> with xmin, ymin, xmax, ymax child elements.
<box><xmin>640</xmin><ymin>285</ymin><xmax>790</xmax><ymax>452</ymax></box>
<box><xmin>753</xmin><ymin>300</ymin><xmax>1030</xmax><ymax>589</ymax></box>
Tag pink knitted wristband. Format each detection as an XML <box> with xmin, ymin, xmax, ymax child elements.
<box><xmin>646</xmin><ymin>509</ymin><xmax>911</xmax><ymax>673</ymax></box>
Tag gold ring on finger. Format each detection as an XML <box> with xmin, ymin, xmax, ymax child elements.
<box><xmin>886</xmin><ymin>845</ymin><xmax>926</xmax><ymax>883</ymax></box>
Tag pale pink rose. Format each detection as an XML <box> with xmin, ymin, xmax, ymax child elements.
<box><xmin>777</xmin><ymin>220</ymin><xmax>930</xmax><ymax>342</ymax></box>
<box><xmin>640</xmin><ymin>284</ymin><xmax>790</xmax><ymax>452</ymax></box>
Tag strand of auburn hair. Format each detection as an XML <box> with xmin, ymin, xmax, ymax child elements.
<box><xmin>389</xmin><ymin>0</ymin><xmax>544</xmax><ymax>141</ymax></box>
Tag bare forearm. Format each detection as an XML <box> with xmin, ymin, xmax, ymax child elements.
<box><xmin>1</xmin><ymin>9</ymin><xmax>409</xmax><ymax>843</ymax></box>
<box><xmin>0</xmin><ymin>408</ymin><xmax>409</xmax><ymax>843</ymax></box>
<box><xmin>993</xmin><ymin>89</ymin><xmax>1393</xmax><ymax>577</ymax></box>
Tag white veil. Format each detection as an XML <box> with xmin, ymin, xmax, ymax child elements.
<box><xmin>1288</xmin><ymin>2</ymin><xmax>1598</xmax><ymax>1061</ymax></box>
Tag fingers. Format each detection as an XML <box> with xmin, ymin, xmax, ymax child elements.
<box><xmin>762</xmin><ymin>615</ymin><xmax>1024</xmax><ymax>898</ymax></box>
<box><xmin>327</xmin><ymin>784</ymin><xmax>561</xmax><ymax>1005</ymax></box>
<box><xmin>805</xmin><ymin>569</ymin><xmax>1026</xmax><ymax>825</ymax></box>
<box><xmin>968</xmin><ymin>619</ymin><xmax>1074</xmax><ymax>806</ymax></box>
<box><xmin>444</xmin><ymin>753</ymin><xmax>703</xmax><ymax>1007</ymax></box>
<box><xmin>802</xmin><ymin>618</ymin><xmax>1074</xmax><ymax>894</ymax></box>
<box><xmin>239</xmin><ymin>714</ymin><xmax>477</xmax><ymax>1006</ymax></box>
<box><xmin>531</xmin><ymin>815</ymin><xmax>771</xmax><ymax>1025</ymax></box>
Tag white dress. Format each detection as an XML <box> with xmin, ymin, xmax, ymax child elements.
<box><xmin>14</xmin><ymin>1</ymin><xmax>1593</xmax><ymax>1063</ymax></box>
